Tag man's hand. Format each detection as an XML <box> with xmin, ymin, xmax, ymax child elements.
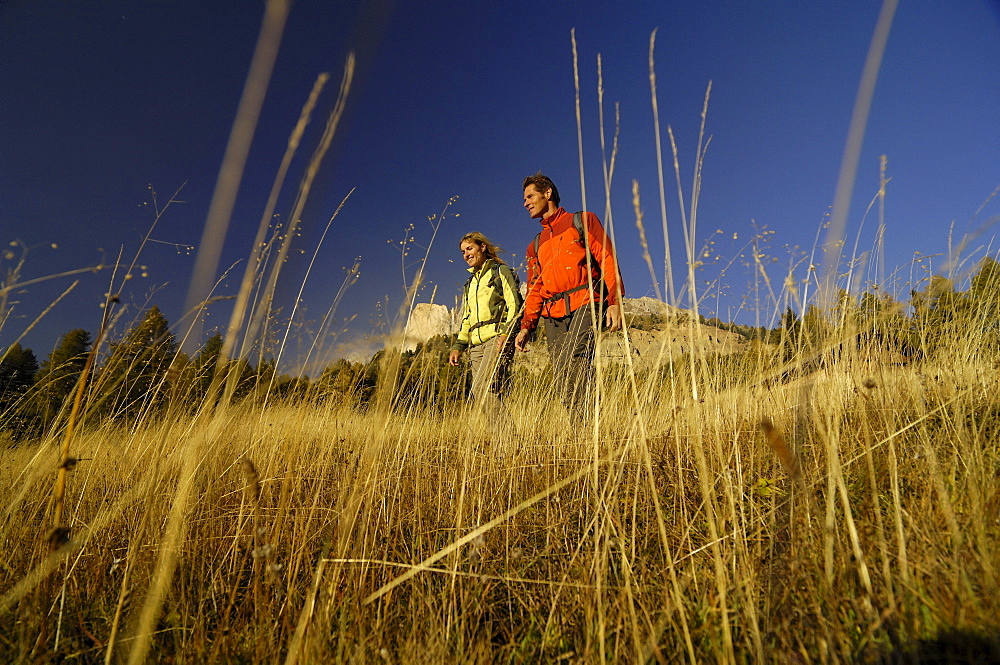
<box><xmin>605</xmin><ymin>304</ymin><xmax>622</xmax><ymax>332</ymax></box>
<box><xmin>448</xmin><ymin>349</ymin><xmax>461</xmax><ymax>366</ymax></box>
<box><xmin>494</xmin><ymin>334</ymin><xmax>508</xmax><ymax>351</ymax></box>
<box><xmin>514</xmin><ymin>329</ymin><xmax>530</xmax><ymax>352</ymax></box>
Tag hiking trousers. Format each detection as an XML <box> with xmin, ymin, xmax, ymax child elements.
<box><xmin>543</xmin><ymin>302</ymin><xmax>604</xmax><ymax>422</ymax></box>
<box><xmin>467</xmin><ymin>335</ymin><xmax>514</xmax><ymax>402</ymax></box>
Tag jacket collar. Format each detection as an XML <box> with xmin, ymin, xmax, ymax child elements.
<box><xmin>539</xmin><ymin>206</ymin><xmax>566</xmax><ymax>227</ymax></box>
<box><xmin>467</xmin><ymin>257</ymin><xmax>496</xmax><ymax>275</ymax></box>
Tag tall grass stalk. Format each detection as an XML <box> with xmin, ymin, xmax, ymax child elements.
<box><xmin>246</xmin><ymin>53</ymin><xmax>356</xmax><ymax>384</ymax></box>
<box><xmin>218</xmin><ymin>71</ymin><xmax>329</xmax><ymax>400</ymax></box>
<box><xmin>376</xmin><ymin>195</ymin><xmax>457</xmax><ymax>413</ymax></box>
<box><xmin>183</xmin><ymin>0</ymin><xmax>291</xmax><ymax>334</ymax></box>
<box><xmin>648</xmin><ymin>28</ymin><xmax>674</xmax><ymax>304</ymax></box>
<box><xmin>4</xmin><ymin>281</ymin><xmax>79</xmax><ymax>362</ymax></box>
<box><xmin>817</xmin><ymin>0</ymin><xmax>898</xmax><ymax>310</ymax></box>
<box><xmin>270</xmin><ymin>188</ymin><xmax>355</xmax><ymax>389</ymax></box>
<box><xmin>297</xmin><ymin>253</ymin><xmax>361</xmax><ymax>383</ymax></box>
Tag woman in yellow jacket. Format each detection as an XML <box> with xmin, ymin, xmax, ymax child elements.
<box><xmin>448</xmin><ymin>232</ymin><xmax>523</xmax><ymax>402</ymax></box>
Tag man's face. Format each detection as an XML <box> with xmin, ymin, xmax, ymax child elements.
<box><xmin>523</xmin><ymin>184</ymin><xmax>551</xmax><ymax>219</ymax></box>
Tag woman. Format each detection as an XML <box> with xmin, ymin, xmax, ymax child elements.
<box><xmin>448</xmin><ymin>232</ymin><xmax>523</xmax><ymax>402</ymax></box>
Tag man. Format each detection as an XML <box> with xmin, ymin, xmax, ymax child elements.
<box><xmin>514</xmin><ymin>173</ymin><xmax>623</xmax><ymax>422</ymax></box>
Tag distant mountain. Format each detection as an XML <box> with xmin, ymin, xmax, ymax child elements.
<box><xmin>401</xmin><ymin>303</ymin><xmax>456</xmax><ymax>351</ymax></box>
<box><xmin>623</xmin><ymin>295</ymin><xmax>683</xmax><ymax>318</ymax></box>
<box><xmin>400</xmin><ymin>297</ymin><xmax>747</xmax><ymax>365</ymax></box>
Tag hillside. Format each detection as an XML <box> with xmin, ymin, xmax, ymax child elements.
<box><xmin>402</xmin><ymin>295</ymin><xmax>748</xmax><ymax>370</ymax></box>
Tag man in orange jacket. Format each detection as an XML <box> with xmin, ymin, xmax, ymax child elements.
<box><xmin>514</xmin><ymin>173</ymin><xmax>622</xmax><ymax>422</ymax></box>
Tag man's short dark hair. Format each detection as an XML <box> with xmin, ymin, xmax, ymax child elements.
<box><xmin>522</xmin><ymin>172</ymin><xmax>560</xmax><ymax>206</ymax></box>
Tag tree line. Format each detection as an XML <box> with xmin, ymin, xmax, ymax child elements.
<box><xmin>3</xmin><ymin>257</ymin><xmax>999</xmax><ymax>441</ymax></box>
<box><xmin>0</xmin><ymin>304</ymin><xmax>475</xmax><ymax>441</ymax></box>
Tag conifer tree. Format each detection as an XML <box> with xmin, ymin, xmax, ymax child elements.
<box><xmin>0</xmin><ymin>342</ymin><xmax>39</xmax><ymax>436</ymax></box>
<box><xmin>190</xmin><ymin>332</ymin><xmax>223</xmax><ymax>401</ymax></box>
<box><xmin>0</xmin><ymin>343</ymin><xmax>38</xmax><ymax>410</ymax></box>
<box><xmin>99</xmin><ymin>306</ymin><xmax>177</xmax><ymax>419</ymax></box>
<box><xmin>911</xmin><ymin>275</ymin><xmax>961</xmax><ymax>353</ymax></box>
<box><xmin>34</xmin><ymin>328</ymin><xmax>91</xmax><ymax>425</ymax></box>
<box><xmin>967</xmin><ymin>256</ymin><xmax>1000</xmax><ymax>328</ymax></box>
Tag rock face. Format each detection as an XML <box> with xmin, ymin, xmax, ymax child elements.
<box><xmin>597</xmin><ymin>324</ymin><xmax>745</xmax><ymax>367</ymax></box>
<box><xmin>400</xmin><ymin>297</ymin><xmax>747</xmax><ymax>363</ymax></box>
<box><xmin>401</xmin><ymin>303</ymin><xmax>456</xmax><ymax>351</ymax></box>
<box><xmin>623</xmin><ymin>296</ymin><xmax>677</xmax><ymax>317</ymax></box>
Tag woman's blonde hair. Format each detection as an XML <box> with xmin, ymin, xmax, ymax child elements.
<box><xmin>460</xmin><ymin>231</ymin><xmax>506</xmax><ymax>265</ymax></box>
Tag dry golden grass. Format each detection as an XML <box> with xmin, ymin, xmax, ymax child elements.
<box><xmin>3</xmin><ymin>321</ymin><xmax>999</xmax><ymax>663</ymax></box>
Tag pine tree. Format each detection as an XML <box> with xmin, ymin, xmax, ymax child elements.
<box><xmin>0</xmin><ymin>342</ymin><xmax>39</xmax><ymax>436</ymax></box>
<box><xmin>190</xmin><ymin>333</ymin><xmax>223</xmax><ymax>401</ymax></box>
<box><xmin>912</xmin><ymin>275</ymin><xmax>958</xmax><ymax>321</ymax></box>
<box><xmin>911</xmin><ymin>275</ymin><xmax>961</xmax><ymax>353</ymax></box>
<box><xmin>98</xmin><ymin>306</ymin><xmax>177</xmax><ymax>419</ymax></box>
<box><xmin>801</xmin><ymin>304</ymin><xmax>832</xmax><ymax>352</ymax></box>
<box><xmin>966</xmin><ymin>256</ymin><xmax>1000</xmax><ymax>329</ymax></box>
<box><xmin>317</xmin><ymin>357</ymin><xmax>378</xmax><ymax>405</ymax></box>
<box><xmin>779</xmin><ymin>306</ymin><xmax>802</xmax><ymax>356</ymax></box>
<box><xmin>0</xmin><ymin>342</ymin><xmax>38</xmax><ymax>406</ymax></box>
<box><xmin>33</xmin><ymin>328</ymin><xmax>91</xmax><ymax>426</ymax></box>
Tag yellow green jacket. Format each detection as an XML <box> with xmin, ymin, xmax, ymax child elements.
<box><xmin>451</xmin><ymin>259</ymin><xmax>523</xmax><ymax>351</ymax></box>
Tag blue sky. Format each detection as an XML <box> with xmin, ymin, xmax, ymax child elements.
<box><xmin>2</xmin><ymin>1</ymin><xmax>998</xmax><ymax>367</ymax></box>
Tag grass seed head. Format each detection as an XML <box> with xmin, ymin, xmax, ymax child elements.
<box><xmin>47</xmin><ymin>526</ymin><xmax>71</xmax><ymax>549</ymax></box>
<box><xmin>241</xmin><ymin>458</ymin><xmax>261</xmax><ymax>503</ymax></box>
<box><xmin>760</xmin><ymin>418</ymin><xmax>801</xmax><ymax>482</ymax></box>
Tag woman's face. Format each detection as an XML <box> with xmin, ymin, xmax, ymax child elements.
<box><xmin>460</xmin><ymin>240</ymin><xmax>487</xmax><ymax>270</ymax></box>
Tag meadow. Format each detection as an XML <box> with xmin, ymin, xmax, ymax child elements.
<box><xmin>2</xmin><ymin>287</ymin><xmax>1000</xmax><ymax>662</ymax></box>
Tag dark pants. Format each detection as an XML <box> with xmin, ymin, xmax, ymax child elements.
<box><xmin>544</xmin><ymin>303</ymin><xmax>604</xmax><ymax>424</ymax></box>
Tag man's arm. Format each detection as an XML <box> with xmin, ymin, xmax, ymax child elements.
<box><xmin>514</xmin><ymin>328</ymin><xmax>530</xmax><ymax>352</ymax></box>
<box><xmin>583</xmin><ymin>212</ymin><xmax>624</xmax><ymax>331</ymax></box>
<box><xmin>605</xmin><ymin>304</ymin><xmax>622</xmax><ymax>331</ymax></box>
<box><xmin>518</xmin><ymin>241</ymin><xmax>545</xmax><ymax>348</ymax></box>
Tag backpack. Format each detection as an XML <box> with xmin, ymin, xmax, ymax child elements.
<box><xmin>463</xmin><ymin>261</ymin><xmax>524</xmax><ymax>333</ymax></box>
<box><xmin>528</xmin><ymin>211</ymin><xmax>605</xmax><ymax>314</ymax></box>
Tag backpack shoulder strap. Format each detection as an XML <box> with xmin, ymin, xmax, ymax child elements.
<box><xmin>496</xmin><ymin>262</ymin><xmax>521</xmax><ymax>297</ymax></box>
<box><xmin>573</xmin><ymin>211</ymin><xmax>585</xmax><ymax>245</ymax></box>
<box><xmin>575</xmin><ymin>211</ymin><xmax>603</xmax><ymax>283</ymax></box>
<box><xmin>488</xmin><ymin>262</ymin><xmax>501</xmax><ymax>288</ymax></box>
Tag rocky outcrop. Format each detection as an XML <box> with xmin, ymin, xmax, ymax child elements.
<box><xmin>623</xmin><ymin>296</ymin><xmax>677</xmax><ymax>317</ymax></box>
<box><xmin>400</xmin><ymin>297</ymin><xmax>747</xmax><ymax>362</ymax></box>
<box><xmin>597</xmin><ymin>324</ymin><xmax>745</xmax><ymax>367</ymax></box>
<box><xmin>401</xmin><ymin>303</ymin><xmax>456</xmax><ymax>351</ymax></box>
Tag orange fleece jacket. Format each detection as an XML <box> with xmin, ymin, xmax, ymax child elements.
<box><xmin>521</xmin><ymin>207</ymin><xmax>622</xmax><ymax>330</ymax></box>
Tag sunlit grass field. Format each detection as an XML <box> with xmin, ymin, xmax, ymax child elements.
<box><xmin>3</xmin><ymin>310</ymin><xmax>999</xmax><ymax>662</ymax></box>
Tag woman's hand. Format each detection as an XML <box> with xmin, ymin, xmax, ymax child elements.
<box><xmin>448</xmin><ymin>349</ymin><xmax>461</xmax><ymax>366</ymax></box>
